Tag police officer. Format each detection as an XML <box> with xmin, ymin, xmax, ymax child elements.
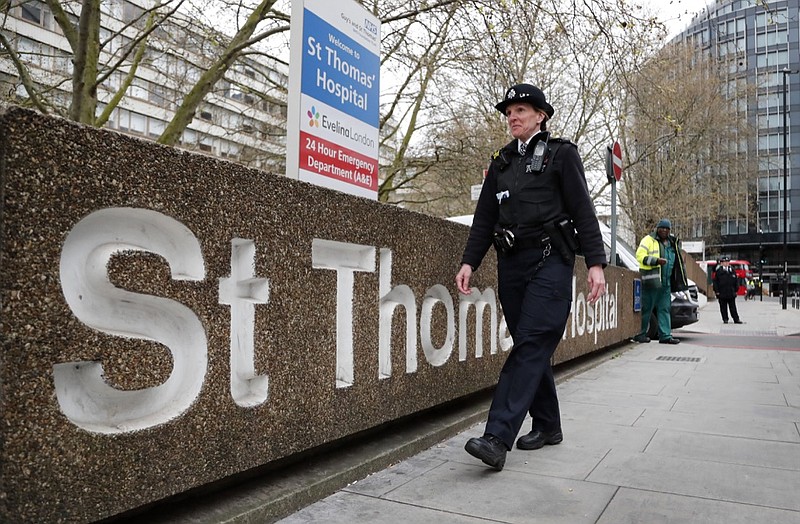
<box><xmin>455</xmin><ymin>83</ymin><xmax>607</xmax><ymax>471</ymax></box>
<box><xmin>713</xmin><ymin>255</ymin><xmax>743</xmax><ymax>324</ymax></box>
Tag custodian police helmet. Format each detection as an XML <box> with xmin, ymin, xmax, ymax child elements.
<box><xmin>495</xmin><ymin>83</ymin><xmax>555</xmax><ymax>118</ymax></box>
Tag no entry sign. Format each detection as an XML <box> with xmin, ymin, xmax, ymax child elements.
<box><xmin>611</xmin><ymin>140</ymin><xmax>622</xmax><ymax>181</ymax></box>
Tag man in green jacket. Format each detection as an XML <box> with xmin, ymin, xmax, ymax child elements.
<box><xmin>633</xmin><ymin>218</ymin><xmax>689</xmax><ymax>344</ymax></box>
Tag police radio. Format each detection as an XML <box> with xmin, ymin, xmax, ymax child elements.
<box><xmin>527</xmin><ymin>132</ymin><xmax>550</xmax><ymax>173</ymax></box>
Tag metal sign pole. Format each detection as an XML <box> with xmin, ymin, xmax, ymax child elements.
<box><xmin>610</xmin><ymin>180</ymin><xmax>617</xmax><ymax>266</ymax></box>
<box><xmin>606</xmin><ymin>143</ymin><xmax>621</xmax><ymax>266</ymax></box>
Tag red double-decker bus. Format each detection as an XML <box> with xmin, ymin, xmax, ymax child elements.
<box><xmin>707</xmin><ymin>259</ymin><xmax>753</xmax><ymax>296</ymax></box>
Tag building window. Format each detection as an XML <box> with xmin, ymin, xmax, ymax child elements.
<box><xmin>758</xmin><ymin>113</ymin><xmax>785</xmax><ymax>129</ymax></box>
<box><xmin>758</xmin><ymin>70</ymin><xmax>784</xmax><ymax>89</ymax></box>
<box><xmin>20</xmin><ymin>2</ymin><xmax>44</xmax><ymax>25</ymax></box>
<box><xmin>197</xmin><ymin>135</ymin><xmax>214</xmax><ymax>153</ymax></box>
<box><xmin>117</xmin><ymin>108</ymin><xmax>131</xmax><ymax>132</ymax></box>
<box><xmin>129</xmin><ymin>79</ymin><xmax>149</xmax><ymax>101</ymax></box>
<box><xmin>721</xmin><ymin>218</ymin><xmax>748</xmax><ymax>235</ymax></box>
<box><xmin>758</xmin><ymin>155</ymin><xmax>783</xmax><ymax>173</ymax></box>
<box><xmin>261</xmin><ymin>123</ymin><xmax>283</xmax><ymax>139</ymax></box>
<box><xmin>760</xmin><ymin>218</ymin><xmax>779</xmax><ymax>233</ymax></box>
<box><xmin>756</xmin><ymin>92</ymin><xmax>780</xmax><ymax>111</ymax></box>
<box><xmin>219</xmin><ymin>79</ymin><xmax>231</xmax><ymax>98</ymax></box>
<box><xmin>717</xmin><ymin>18</ymin><xmax>745</xmax><ymax>40</ymax></box>
<box><xmin>219</xmin><ymin>141</ymin><xmax>240</xmax><ymax>159</ymax></box>
<box><xmin>149</xmin><ymin>83</ymin><xmax>173</xmax><ymax>107</ymax></box>
<box><xmin>149</xmin><ymin>119</ymin><xmax>165</xmax><ymax>139</ymax></box>
<box><xmin>130</xmin><ymin>112</ymin><xmax>146</xmax><ymax>135</ymax></box>
<box><xmin>758</xmin><ymin>134</ymin><xmax>782</xmax><ymax>150</ymax></box>
<box><xmin>756</xmin><ymin>30</ymin><xmax>788</xmax><ymax>49</ymax></box>
<box><xmin>109</xmin><ymin>108</ymin><xmax>147</xmax><ymax>135</ymax></box>
<box><xmin>756</xmin><ymin>8</ymin><xmax>789</xmax><ymax>28</ymax></box>
<box><xmin>199</xmin><ymin>110</ymin><xmax>213</xmax><ymax>122</ymax></box>
<box><xmin>53</xmin><ymin>50</ymin><xmax>71</xmax><ymax>74</ymax></box>
<box><xmin>756</xmin><ymin>50</ymin><xmax>788</xmax><ymax>69</ymax></box>
<box><xmin>182</xmin><ymin>129</ymin><xmax>197</xmax><ymax>147</ymax></box>
<box><xmin>122</xmin><ymin>0</ymin><xmax>144</xmax><ymax>23</ymax></box>
<box><xmin>15</xmin><ymin>37</ymin><xmax>46</xmax><ymax>67</ymax></box>
<box><xmin>759</xmin><ymin>176</ymin><xmax>783</xmax><ymax>192</ymax></box>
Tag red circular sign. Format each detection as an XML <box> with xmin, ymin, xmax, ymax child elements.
<box><xmin>611</xmin><ymin>141</ymin><xmax>623</xmax><ymax>181</ymax></box>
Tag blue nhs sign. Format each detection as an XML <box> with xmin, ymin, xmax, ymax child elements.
<box><xmin>633</xmin><ymin>279</ymin><xmax>642</xmax><ymax>312</ymax></box>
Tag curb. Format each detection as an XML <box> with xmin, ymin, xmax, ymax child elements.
<box><xmin>115</xmin><ymin>344</ymin><xmax>631</xmax><ymax>524</ymax></box>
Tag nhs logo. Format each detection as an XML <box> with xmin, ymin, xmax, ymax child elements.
<box><xmin>364</xmin><ymin>18</ymin><xmax>378</xmax><ymax>36</ymax></box>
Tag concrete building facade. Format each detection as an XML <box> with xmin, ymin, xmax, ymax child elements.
<box><xmin>0</xmin><ymin>0</ymin><xmax>288</xmax><ymax>171</ymax></box>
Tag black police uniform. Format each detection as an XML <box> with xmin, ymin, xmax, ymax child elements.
<box><xmin>713</xmin><ymin>263</ymin><xmax>741</xmax><ymax>323</ymax></box>
<box><xmin>461</xmin><ymin>131</ymin><xmax>606</xmax><ymax>452</ymax></box>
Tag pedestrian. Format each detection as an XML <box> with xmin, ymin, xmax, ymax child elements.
<box><xmin>746</xmin><ymin>279</ymin><xmax>755</xmax><ymax>300</ymax></box>
<box><xmin>455</xmin><ymin>83</ymin><xmax>607</xmax><ymax>471</ymax></box>
<box><xmin>632</xmin><ymin>219</ymin><xmax>689</xmax><ymax>344</ymax></box>
<box><xmin>712</xmin><ymin>255</ymin><xmax>743</xmax><ymax>324</ymax></box>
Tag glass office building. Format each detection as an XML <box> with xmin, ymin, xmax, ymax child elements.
<box><xmin>675</xmin><ymin>0</ymin><xmax>798</xmax><ymax>293</ymax></box>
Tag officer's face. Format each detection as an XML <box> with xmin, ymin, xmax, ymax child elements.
<box><xmin>505</xmin><ymin>103</ymin><xmax>544</xmax><ymax>141</ymax></box>
<box><xmin>656</xmin><ymin>227</ymin><xmax>670</xmax><ymax>240</ymax></box>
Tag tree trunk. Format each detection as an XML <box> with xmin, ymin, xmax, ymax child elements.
<box><xmin>158</xmin><ymin>0</ymin><xmax>278</xmax><ymax>145</ymax></box>
<box><xmin>70</xmin><ymin>0</ymin><xmax>101</xmax><ymax>124</ymax></box>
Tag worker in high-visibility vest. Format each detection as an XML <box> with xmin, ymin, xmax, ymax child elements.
<box><xmin>633</xmin><ymin>218</ymin><xmax>689</xmax><ymax>344</ymax></box>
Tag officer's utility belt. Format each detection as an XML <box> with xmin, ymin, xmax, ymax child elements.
<box><xmin>494</xmin><ymin>219</ymin><xmax>578</xmax><ymax>263</ymax></box>
<box><xmin>514</xmin><ymin>235</ymin><xmax>551</xmax><ymax>249</ymax></box>
<box><xmin>493</xmin><ymin>226</ymin><xmax>548</xmax><ymax>255</ymax></box>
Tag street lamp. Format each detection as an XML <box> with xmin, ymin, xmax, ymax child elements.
<box><xmin>780</xmin><ymin>67</ymin><xmax>795</xmax><ymax>310</ymax></box>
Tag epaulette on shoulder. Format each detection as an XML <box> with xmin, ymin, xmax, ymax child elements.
<box><xmin>490</xmin><ymin>148</ymin><xmax>510</xmax><ymax>168</ymax></box>
<box><xmin>549</xmin><ymin>137</ymin><xmax>575</xmax><ymax>146</ymax></box>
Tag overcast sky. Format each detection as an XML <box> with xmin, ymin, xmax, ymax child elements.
<box><xmin>646</xmin><ymin>0</ymin><xmax>713</xmax><ymax>37</ymax></box>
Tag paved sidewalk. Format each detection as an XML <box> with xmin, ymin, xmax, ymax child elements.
<box><xmin>279</xmin><ymin>297</ymin><xmax>800</xmax><ymax>523</ymax></box>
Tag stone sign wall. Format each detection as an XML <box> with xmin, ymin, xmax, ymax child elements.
<box><xmin>0</xmin><ymin>108</ymin><xmax>638</xmax><ymax>523</ymax></box>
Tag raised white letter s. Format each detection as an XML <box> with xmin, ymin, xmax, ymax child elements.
<box><xmin>55</xmin><ymin>208</ymin><xmax>206</xmax><ymax>434</ymax></box>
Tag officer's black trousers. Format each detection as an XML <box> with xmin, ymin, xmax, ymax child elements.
<box><xmin>485</xmin><ymin>246</ymin><xmax>574</xmax><ymax>450</ymax></box>
<box><xmin>718</xmin><ymin>296</ymin><xmax>740</xmax><ymax>323</ymax></box>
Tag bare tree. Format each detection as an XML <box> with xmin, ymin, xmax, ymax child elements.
<box><xmin>617</xmin><ymin>41</ymin><xmax>757</xmax><ymax>245</ymax></box>
<box><xmin>1</xmin><ymin>0</ymin><xmax>473</xmax><ymax>171</ymax></box>
<box><xmin>393</xmin><ymin>0</ymin><xmax>665</xmax><ymax>216</ymax></box>
<box><xmin>7</xmin><ymin>0</ymin><xmax>717</xmax><ymax>219</ymax></box>
<box><xmin>372</xmin><ymin>0</ymin><xmax>468</xmax><ymax>202</ymax></box>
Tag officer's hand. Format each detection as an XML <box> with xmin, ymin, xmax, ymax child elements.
<box><xmin>657</xmin><ymin>258</ymin><xmax>667</xmax><ymax>266</ymax></box>
<box><xmin>456</xmin><ymin>264</ymin><xmax>473</xmax><ymax>295</ymax></box>
<box><xmin>586</xmin><ymin>265</ymin><xmax>606</xmax><ymax>304</ymax></box>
